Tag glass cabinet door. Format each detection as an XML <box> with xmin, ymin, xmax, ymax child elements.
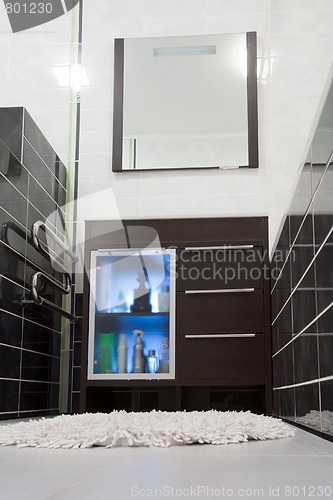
<box><xmin>87</xmin><ymin>248</ymin><xmax>175</xmax><ymax>379</ymax></box>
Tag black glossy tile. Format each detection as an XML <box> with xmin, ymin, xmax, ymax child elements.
<box><xmin>24</xmin><ymin>110</ymin><xmax>56</xmax><ymax>174</ymax></box>
<box><xmin>0</xmin><ymin>379</ymin><xmax>19</xmax><ymax>413</ymax></box>
<box><xmin>292</xmin><ymin>289</ymin><xmax>316</xmax><ymax>334</ymax></box>
<box><xmin>291</xmin><ymin>247</ymin><xmax>315</xmax><ymax>288</ymax></box>
<box><xmin>320</xmin><ymin>379</ymin><xmax>333</xmax><ymax>413</ymax></box>
<box><xmin>295</xmin><ymin>382</ymin><xmax>319</xmax><ymax>418</ymax></box>
<box><xmin>279</xmin><ymin>387</ymin><xmax>295</xmax><ymax>419</ymax></box>
<box><xmin>21</xmin><ymin>350</ymin><xmax>51</xmax><ymax>381</ymax></box>
<box><xmin>0</xmin><ymin>345</ymin><xmax>20</xmax><ymax>379</ymax></box>
<box><xmin>48</xmin><ymin>382</ymin><xmax>60</xmax><ymax>411</ymax></box>
<box><xmin>28</xmin><ymin>175</ymin><xmax>58</xmax><ymax>221</ymax></box>
<box><xmin>0</xmin><ymin>107</ymin><xmax>24</xmax><ymax>158</ymax></box>
<box><xmin>273</xmin><ymin>345</ymin><xmax>294</xmax><ymax>387</ymax></box>
<box><xmin>276</xmin><ymin>256</ymin><xmax>291</xmax><ymax>290</ymax></box>
<box><xmin>0</xmin><ymin>162</ymin><xmax>29</xmax><ymax>206</ymax></box>
<box><xmin>48</xmin><ymin>355</ymin><xmax>61</xmax><ymax>385</ymax></box>
<box><xmin>0</xmin><ymin>242</ymin><xmax>26</xmax><ymax>287</ymax></box>
<box><xmin>317</xmin><ymin>290</ymin><xmax>333</xmax><ymax>331</ymax></box>
<box><xmin>22</xmin><ymin>138</ymin><xmax>54</xmax><ymax>197</ymax></box>
<box><xmin>319</xmin><ymin>334</ymin><xmax>333</xmax><ymax>378</ymax></box>
<box><xmin>22</xmin><ymin>320</ymin><xmax>61</xmax><ymax>355</ymax></box>
<box><xmin>277</xmin><ymin>288</ymin><xmax>292</xmax><ymax>336</ymax></box>
<box><xmin>0</xmin><ymin>275</ymin><xmax>25</xmax><ymax>317</ymax></box>
<box><xmin>0</xmin><ymin>309</ymin><xmax>22</xmax><ymax>347</ymax></box>
<box><xmin>315</xmin><ymin>244</ymin><xmax>333</xmax><ymax>289</ymax></box>
<box><xmin>293</xmin><ymin>333</ymin><xmax>319</xmax><ymax>384</ymax></box>
<box><xmin>19</xmin><ymin>381</ymin><xmax>51</xmax><ymax>411</ymax></box>
<box><xmin>314</xmin><ymin>213</ymin><xmax>333</xmax><ymax>246</ymax></box>
<box><xmin>0</xmin><ymin>139</ymin><xmax>22</xmax><ymax>176</ymax></box>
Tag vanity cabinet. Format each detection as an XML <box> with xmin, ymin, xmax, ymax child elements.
<box><xmin>80</xmin><ymin>217</ymin><xmax>272</xmax><ymax>414</ymax></box>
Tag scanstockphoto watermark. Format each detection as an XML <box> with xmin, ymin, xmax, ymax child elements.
<box><xmin>130</xmin><ymin>484</ymin><xmax>333</xmax><ymax>498</ymax></box>
<box><xmin>4</xmin><ymin>0</ymin><xmax>79</xmax><ymax>33</ymax></box>
<box><xmin>131</xmin><ymin>485</ymin><xmax>266</xmax><ymax>497</ymax></box>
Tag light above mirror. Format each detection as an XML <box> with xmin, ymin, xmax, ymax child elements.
<box><xmin>112</xmin><ymin>32</ymin><xmax>258</xmax><ymax>172</ymax></box>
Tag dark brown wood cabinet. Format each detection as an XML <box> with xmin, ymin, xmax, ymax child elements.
<box><xmin>80</xmin><ymin>217</ymin><xmax>272</xmax><ymax>414</ymax></box>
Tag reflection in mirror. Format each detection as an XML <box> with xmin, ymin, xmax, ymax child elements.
<box><xmin>112</xmin><ymin>32</ymin><xmax>258</xmax><ymax>172</ymax></box>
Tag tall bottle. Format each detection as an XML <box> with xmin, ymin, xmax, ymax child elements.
<box><xmin>133</xmin><ymin>329</ymin><xmax>145</xmax><ymax>373</ymax></box>
<box><xmin>117</xmin><ymin>334</ymin><xmax>127</xmax><ymax>373</ymax></box>
<box><xmin>158</xmin><ymin>336</ymin><xmax>169</xmax><ymax>373</ymax></box>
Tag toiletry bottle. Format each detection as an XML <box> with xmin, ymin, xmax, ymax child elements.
<box><xmin>117</xmin><ymin>334</ymin><xmax>127</xmax><ymax>373</ymax></box>
<box><xmin>158</xmin><ymin>336</ymin><xmax>169</xmax><ymax>373</ymax></box>
<box><xmin>130</xmin><ymin>271</ymin><xmax>152</xmax><ymax>312</ymax></box>
<box><xmin>116</xmin><ymin>290</ymin><xmax>127</xmax><ymax>312</ymax></box>
<box><xmin>147</xmin><ymin>349</ymin><xmax>158</xmax><ymax>374</ymax></box>
<box><xmin>158</xmin><ymin>285</ymin><xmax>170</xmax><ymax>312</ymax></box>
<box><xmin>133</xmin><ymin>329</ymin><xmax>145</xmax><ymax>373</ymax></box>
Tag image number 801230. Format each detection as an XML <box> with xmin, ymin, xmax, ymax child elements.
<box><xmin>5</xmin><ymin>2</ymin><xmax>53</xmax><ymax>14</ymax></box>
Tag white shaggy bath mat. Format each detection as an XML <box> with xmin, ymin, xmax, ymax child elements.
<box><xmin>0</xmin><ymin>410</ymin><xmax>294</xmax><ymax>449</ymax></box>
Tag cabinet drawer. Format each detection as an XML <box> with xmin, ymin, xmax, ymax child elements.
<box><xmin>177</xmin><ymin>247</ymin><xmax>265</xmax><ymax>291</ymax></box>
<box><xmin>176</xmin><ymin>289</ymin><xmax>264</xmax><ymax>334</ymax></box>
<box><xmin>176</xmin><ymin>334</ymin><xmax>265</xmax><ymax>382</ymax></box>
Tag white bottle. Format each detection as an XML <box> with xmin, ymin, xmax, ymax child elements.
<box><xmin>117</xmin><ymin>334</ymin><xmax>127</xmax><ymax>373</ymax></box>
<box><xmin>158</xmin><ymin>285</ymin><xmax>170</xmax><ymax>312</ymax></box>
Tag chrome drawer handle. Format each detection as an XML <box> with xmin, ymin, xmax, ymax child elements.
<box><xmin>184</xmin><ymin>245</ymin><xmax>254</xmax><ymax>250</ymax></box>
<box><xmin>184</xmin><ymin>288</ymin><xmax>255</xmax><ymax>294</ymax></box>
<box><xmin>184</xmin><ymin>334</ymin><xmax>256</xmax><ymax>339</ymax></box>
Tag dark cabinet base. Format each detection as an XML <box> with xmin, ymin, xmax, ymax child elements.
<box><xmin>83</xmin><ymin>385</ymin><xmax>267</xmax><ymax>415</ymax></box>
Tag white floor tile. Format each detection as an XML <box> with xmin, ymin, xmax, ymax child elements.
<box><xmin>0</xmin><ymin>425</ymin><xmax>332</xmax><ymax>499</ymax></box>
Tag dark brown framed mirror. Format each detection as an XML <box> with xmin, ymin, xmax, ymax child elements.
<box><xmin>112</xmin><ymin>32</ymin><xmax>258</xmax><ymax>172</ymax></box>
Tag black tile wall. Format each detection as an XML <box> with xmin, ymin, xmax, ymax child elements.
<box><xmin>271</xmin><ymin>85</ymin><xmax>333</xmax><ymax>439</ymax></box>
<box><xmin>0</xmin><ymin>108</ymin><xmax>24</xmax><ymax>158</ymax></box>
<box><xmin>0</xmin><ymin>108</ymin><xmax>68</xmax><ymax>420</ymax></box>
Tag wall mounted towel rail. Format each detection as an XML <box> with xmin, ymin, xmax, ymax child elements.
<box><xmin>0</xmin><ymin>220</ymin><xmax>77</xmax><ymax>323</ymax></box>
<box><xmin>31</xmin><ymin>271</ymin><xmax>77</xmax><ymax>323</ymax></box>
<box><xmin>1</xmin><ymin>220</ymin><xmax>67</xmax><ymax>279</ymax></box>
<box><xmin>31</xmin><ymin>220</ymin><xmax>78</xmax><ymax>264</ymax></box>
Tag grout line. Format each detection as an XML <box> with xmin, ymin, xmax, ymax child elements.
<box><xmin>273</xmin><ymin>374</ymin><xmax>333</xmax><ymax>391</ymax></box>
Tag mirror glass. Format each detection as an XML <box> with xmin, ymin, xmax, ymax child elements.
<box><xmin>112</xmin><ymin>32</ymin><xmax>258</xmax><ymax>172</ymax></box>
